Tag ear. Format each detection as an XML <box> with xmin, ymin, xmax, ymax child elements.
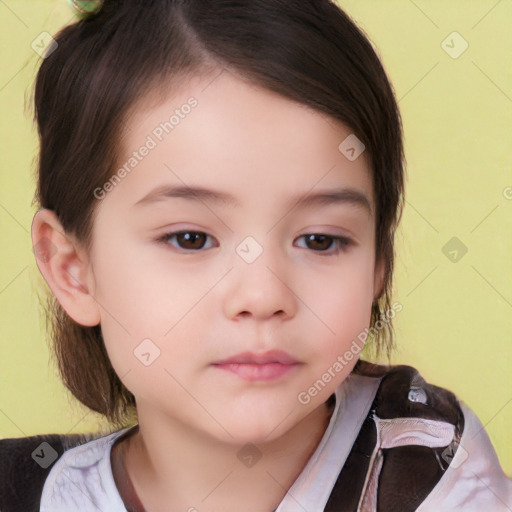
<box><xmin>373</xmin><ymin>254</ymin><xmax>386</xmax><ymax>300</ymax></box>
<box><xmin>31</xmin><ymin>208</ymin><xmax>100</xmax><ymax>326</ymax></box>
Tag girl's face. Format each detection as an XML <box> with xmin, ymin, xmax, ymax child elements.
<box><xmin>88</xmin><ymin>70</ymin><xmax>383</xmax><ymax>443</ymax></box>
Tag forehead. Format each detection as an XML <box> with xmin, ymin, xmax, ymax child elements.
<box><xmin>107</xmin><ymin>70</ymin><xmax>374</xmax><ymax>214</ymax></box>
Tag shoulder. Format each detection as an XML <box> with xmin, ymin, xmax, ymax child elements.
<box><xmin>417</xmin><ymin>402</ymin><xmax>512</xmax><ymax>511</ymax></box>
<box><xmin>37</xmin><ymin>426</ymin><xmax>136</xmax><ymax>512</ymax></box>
<box><xmin>0</xmin><ymin>432</ymin><xmax>96</xmax><ymax>512</ymax></box>
<box><xmin>346</xmin><ymin>361</ymin><xmax>512</xmax><ymax>511</ymax></box>
<box><xmin>0</xmin><ymin>434</ymin><xmax>119</xmax><ymax>512</ymax></box>
<box><xmin>354</xmin><ymin>361</ymin><xmax>465</xmax><ymax>425</ymax></box>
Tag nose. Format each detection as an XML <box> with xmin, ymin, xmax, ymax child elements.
<box><xmin>222</xmin><ymin>241</ymin><xmax>297</xmax><ymax>322</ymax></box>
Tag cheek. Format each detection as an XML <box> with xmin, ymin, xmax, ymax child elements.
<box><xmin>293</xmin><ymin>258</ymin><xmax>375</xmax><ymax>406</ymax></box>
<box><xmin>89</xmin><ymin>240</ymin><xmax>216</xmax><ymax>388</ymax></box>
<box><xmin>306</xmin><ymin>254</ymin><xmax>375</xmax><ymax>355</ymax></box>
<box><xmin>90</xmin><ymin>230</ymin><xmax>180</xmax><ymax>328</ymax></box>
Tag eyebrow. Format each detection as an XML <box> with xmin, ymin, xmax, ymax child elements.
<box><xmin>134</xmin><ymin>184</ymin><xmax>372</xmax><ymax>214</ymax></box>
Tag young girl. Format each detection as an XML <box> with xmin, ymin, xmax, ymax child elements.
<box><xmin>1</xmin><ymin>0</ymin><xmax>511</xmax><ymax>511</ymax></box>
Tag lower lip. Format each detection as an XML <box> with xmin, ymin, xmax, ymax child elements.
<box><xmin>213</xmin><ymin>362</ymin><xmax>300</xmax><ymax>381</ymax></box>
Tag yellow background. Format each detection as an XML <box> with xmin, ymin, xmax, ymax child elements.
<box><xmin>1</xmin><ymin>0</ymin><xmax>511</xmax><ymax>475</ymax></box>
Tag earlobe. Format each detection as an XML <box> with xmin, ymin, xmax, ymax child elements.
<box><xmin>31</xmin><ymin>208</ymin><xmax>100</xmax><ymax>326</ymax></box>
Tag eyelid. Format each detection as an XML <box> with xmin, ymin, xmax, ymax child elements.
<box><xmin>156</xmin><ymin>230</ymin><xmax>218</xmax><ymax>251</ymax></box>
<box><xmin>295</xmin><ymin>233</ymin><xmax>354</xmax><ymax>255</ymax></box>
<box><xmin>156</xmin><ymin>228</ymin><xmax>354</xmax><ymax>256</ymax></box>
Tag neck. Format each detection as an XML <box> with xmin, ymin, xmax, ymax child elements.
<box><xmin>116</xmin><ymin>399</ymin><xmax>335</xmax><ymax>512</ymax></box>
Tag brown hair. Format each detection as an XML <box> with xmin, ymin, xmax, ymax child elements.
<box><xmin>34</xmin><ymin>0</ymin><xmax>405</xmax><ymax>427</ymax></box>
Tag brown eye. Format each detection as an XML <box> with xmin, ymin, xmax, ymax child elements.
<box><xmin>176</xmin><ymin>232</ymin><xmax>207</xmax><ymax>249</ymax></box>
<box><xmin>159</xmin><ymin>231</ymin><xmax>214</xmax><ymax>251</ymax></box>
<box><xmin>304</xmin><ymin>234</ymin><xmax>333</xmax><ymax>251</ymax></box>
<box><xmin>297</xmin><ymin>234</ymin><xmax>352</xmax><ymax>254</ymax></box>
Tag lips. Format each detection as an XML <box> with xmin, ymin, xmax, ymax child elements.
<box><xmin>212</xmin><ymin>350</ymin><xmax>298</xmax><ymax>365</ymax></box>
<box><xmin>212</xmin><ymin>350</ymin><xmax>301</xmax><ymax>382</ymax></box>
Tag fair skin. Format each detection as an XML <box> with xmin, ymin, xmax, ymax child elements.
<box><xmin>32</xmin><ymin>70</ymin><xmax>384</xmax><ymax>511</ymax></box>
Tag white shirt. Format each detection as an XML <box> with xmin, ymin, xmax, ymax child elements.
<box><xmin>39</xmin><ymin>373</ymin><xmax>512</xmax><ymax>512</ymax></box>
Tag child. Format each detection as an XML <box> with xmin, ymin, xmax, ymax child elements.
<box><xmin>1</xmin><ymin>0</ymin><xmax>511</xmax><ymax>511</ymax></box>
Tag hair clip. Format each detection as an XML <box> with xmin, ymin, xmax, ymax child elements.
<box><xmin>69</xmin><ymin>0</ymin><xmax>104</xmax><ymax>16</ymax></box>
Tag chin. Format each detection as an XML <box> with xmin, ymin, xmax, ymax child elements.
<box><xmin>215</xmin><ymin>407</ymin><xmax>305</xmax><ymax>446</ymax></box>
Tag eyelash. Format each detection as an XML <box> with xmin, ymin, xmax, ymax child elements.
<box><xmin>156</xmin><ymin>231</ymin><xmax>353</xmax><ymax>255</ymax></box>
